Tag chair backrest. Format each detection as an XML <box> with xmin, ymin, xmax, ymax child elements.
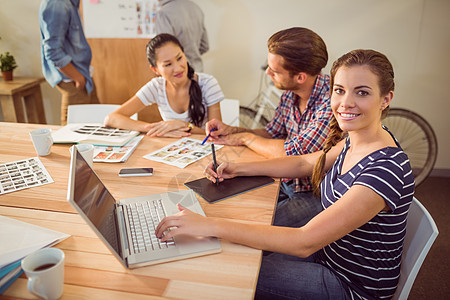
<box><xmin>392</xmin><ymin>197</ymin><xmax>439</xmax><ymax>300</ymax></box>
<box><xmin>220</xmin><ymin>99</ymin><xmax>240</xmax><ymax>127</ymax></box>
<box><xmin>67</xmin><ymin>104</ymin><xmax>137</xmax><ymax>124</ymax></box>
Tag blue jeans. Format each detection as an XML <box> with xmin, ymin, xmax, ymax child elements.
<box><xmin>255</xmin><ymin>252</ymin><xmax>351</xmax><ymax>299</ymax></box>
<box><xmin>273</xmin><ymin>182</ymin><xmax>323</xmax><ymax>228</ymax></box>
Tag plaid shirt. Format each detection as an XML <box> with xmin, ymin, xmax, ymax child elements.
<box><xmin>265</xmin><ymin>73</ymin><xmax>332</xmax><ymax>192</ymax></box>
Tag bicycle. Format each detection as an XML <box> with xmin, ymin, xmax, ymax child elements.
<box><xmin>239</xmin><ymin>66</ymin><xmax>280</xmax><ymax>129</ymax></box>
<box><xmin>239</xmin><ymin>70</ymin><xmax>438</xmax><ymax>186</ymax></box>
<box><xmin>381</xmin><ymin>108</ymin><xmax>438</xmax><ymax>186</ymax></box>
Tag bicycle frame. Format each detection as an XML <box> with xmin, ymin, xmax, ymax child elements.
<box><xmin>251</xmin><ymin>84</ymin><xmax>281</xmax><ymax>129</ymax></box>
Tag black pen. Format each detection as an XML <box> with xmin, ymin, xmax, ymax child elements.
<box><xmin>211</xmin><ymin>142</ymin><xmax>219</xmax><ymax>185</ymax></box>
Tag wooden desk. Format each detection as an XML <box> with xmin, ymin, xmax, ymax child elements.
<box><xmin>0</xmin><ymin>77</ymin><xmax>47</xmax><ymax>124</ymax></box>
<box><xmin>0</xmin><ymin>122</ymin><xmax>279</xmax><ymax>299</ymax></box>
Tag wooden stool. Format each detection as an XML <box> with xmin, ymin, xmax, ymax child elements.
<box><xmin>0</xmin><ymin>77</ymin><xmax>47</xmax><ymax>124</ymax></box>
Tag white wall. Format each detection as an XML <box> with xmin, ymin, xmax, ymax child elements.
<box><xmin>0</xmin><ymin>0</ymin><xmax>61</xmax><ymax>124</ymax></box>
<box><xmin>194</xmin><ymin>0</ymin><xmax>450</xmax><ymax>171</ymax></box>
<box><xmin>1</xmin><ymin>0</ymin><xmax>449</xmax><ymax>170</ymax></box>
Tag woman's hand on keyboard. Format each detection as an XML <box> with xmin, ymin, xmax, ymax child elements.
<box><xmin>155</xmin><ymin>203</ymin><xmax>213</xmax><ymax>242</ymax></box>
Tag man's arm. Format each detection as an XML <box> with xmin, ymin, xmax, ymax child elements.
<box><xmin>237</xmin><ymin>133</ymin><xmax>287</xmax><ymax>158</ymax></box>
<box><xmin>212</xmin><ymin>129</ymin><xmax>287</xmax><ymax>158</ymax></box>
<box><xmin>58</xmin><ymin>63</ymin><xmax>85</xmax><ymax>89</ymax></box>
<box><xmin>40</xmin><ymin>1</ymin><xmax>72</xmax><ymax>68</ymax></box>
<box><xmin>199</xmin><ymin>24</ymin><xmax>209</xmax><ymax>54</ymax></box>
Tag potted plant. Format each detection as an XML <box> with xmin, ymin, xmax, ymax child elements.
<box><xmin>0</xmin><ymin>51</ymin><xmax>18</xmax><ymax>81</ymax></box>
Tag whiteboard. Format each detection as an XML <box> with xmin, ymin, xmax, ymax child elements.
<box><xmin>83</xmin><ymin>0</ymin><xmax>159</xmax><ymax>39</ymax></box>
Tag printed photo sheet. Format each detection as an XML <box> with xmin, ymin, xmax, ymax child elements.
<box><xmin>0</xmin><ymin>157</ymin><xmax>54</xmax><ymax>195</ymax></box>
<box><xmin>143</xmin><ymin>137</ymin><xmax>223</xmax><ymax>168</ymax></box>
<box><xmin>93</xmin><ymin>135</ymin><xmax>143</xmax><ymax>163</ymax></box>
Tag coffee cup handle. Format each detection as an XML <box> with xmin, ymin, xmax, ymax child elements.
<box><xmin>28</xmin><ymin>276</ymin><xmax>48</xmax><ymax>300</ymax></box>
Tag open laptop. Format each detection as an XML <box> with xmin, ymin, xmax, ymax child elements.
<box><xmin>67</xmin><ymin>147</ymin><xmax>221</xmax><ymax>268</ymax></box>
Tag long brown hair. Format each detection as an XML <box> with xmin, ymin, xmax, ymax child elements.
<box><xmin>146</xmin><ymin>33</ymin><xmax>205</xmax><ymax>126</ymax></box>
<box><xmin>311</xmin><ymin>49</ymin><xmax>395</xmax><ymax>196</ymax></box>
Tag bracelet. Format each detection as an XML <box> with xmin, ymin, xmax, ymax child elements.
<box><xmin>187</xmin><ymin>122</ymin><xmax>194</xmax><ymax>133</ymax></box>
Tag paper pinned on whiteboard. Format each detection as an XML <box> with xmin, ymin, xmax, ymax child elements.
<box><xmin>83</xmin><ymin>0</ymin><xmax>160</xmax><ymax>38</ymax></box>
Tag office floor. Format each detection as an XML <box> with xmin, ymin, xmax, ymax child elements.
<box><xmin>409</xmin><ymin>176</ymin><xmax>450</xmax><ymax>299</ymax></box>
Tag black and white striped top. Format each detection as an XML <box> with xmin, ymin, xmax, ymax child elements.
<box><xmin>316</xmin><ymin>130</ymin><xmax>415</xmax><ymax>299</ymax></box>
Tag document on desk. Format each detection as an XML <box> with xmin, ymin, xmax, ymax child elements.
<box><xmin>143</xmin><ymin>137</ymin><xmax>223</xmax><ymax>168</ymax></box>
<box><xmin>0</xmin><ymin>157</ymin><xmax>53</xmax><ymax>195</ymax></box>
<box><xmin>93</xmin><ymin>135</ymin><xmax>143</xmax><ymax>163</ymax></box>
<box><xmin>0</xmin><ymin>215</ymin><xmax>70</xmax><ymax>268</ymax></box>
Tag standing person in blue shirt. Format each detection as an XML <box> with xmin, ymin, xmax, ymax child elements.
<box><xmin>155</xmin><ymin>0</ymin><xmax>209</xmax><ymax>72</ymax></box>
<box><xmin>156</xmin><ymin>49</ymin><xmax>415</xmax><ymax>299</ymax></box>
<box><xmin>39</xmin><ymin>0</ymin><xmax>99</xmax><ymax>125</ymax></box>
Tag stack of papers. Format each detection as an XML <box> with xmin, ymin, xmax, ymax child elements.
<box><xmin>0</xmin><ymin>215</ymin><xmax>70</xmax><ymax>293</ymax></box>
<box><xmin>0</xmin><ymin>260</ymin><xmax>22</xmax><ymax>294</ymax></box>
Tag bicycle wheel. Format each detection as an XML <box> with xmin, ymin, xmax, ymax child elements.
<box><xmin>382</xmin><ymin>108</ymin><xmax>438</xmax><ymax>186</ymax></box>
<box><xmin>239</xmin><ymin>106</ymin><xmax>269</xmax><ymax>129</ymax></box>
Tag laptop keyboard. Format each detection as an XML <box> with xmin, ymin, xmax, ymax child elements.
<box><xmin>125</xmin><ymin>199</ymin><xmax>176</xmax><ymax>254</ymax></box>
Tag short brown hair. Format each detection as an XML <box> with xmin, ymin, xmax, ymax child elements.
<box><xmin>267</xmin><ymin>27</ymin><xmax>328</xmax><ymax>76</ymax></box>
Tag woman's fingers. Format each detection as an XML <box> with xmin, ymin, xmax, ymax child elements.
<box><xmin>204</xmin><ymin>161</ymin><xmax>229</xmax><ymax>183</ymax></box>
<box><xmin>155</xmin><ymin>216</ymin><xmax>178</xmax><ymax>238</ymax></box>
<box><xmin>155</xmin><ymin>205</ymin><xmax>196</xmax><ymax>241</ymax></box>
<box><xmin>146</xmin><ymin>120</ymin><xmax>190</xmax><ymax>137</ymax></box>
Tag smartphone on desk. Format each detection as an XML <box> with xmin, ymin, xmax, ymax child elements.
<box><xmin>119</xmin><ymin>167</ymin><xmax>153</xmax><ymax>177</ymax></box>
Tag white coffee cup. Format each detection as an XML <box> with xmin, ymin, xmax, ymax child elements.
<box><xmin>70</xmin><ymin>144</ymin><xmax>94</xmax><ymax>167</ymax></box>
<box><xmin>21</xmin><ymin>248</ymin><xmax>65</xmax><ymax>300</ymax></box>
<box><xmin>30</xmin><ymin>128</ymin><xmax>53</xmax><ymax>156</ymax></box>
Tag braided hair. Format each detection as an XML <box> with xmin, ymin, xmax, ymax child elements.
<box><xmin>146</xmin><ymin>33</ymin><xmax>205</xmax><ymax>127</ymax></box>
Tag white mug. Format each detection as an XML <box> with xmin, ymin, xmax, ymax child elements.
<box><xmin>70</xmin><ymin>144</ymin><xmax>94</xmax><ymax>167</ymax></box>
<box><xmin>21</xmin><ymin>248</ymin><xmax>65</xmax><ymax>300</ymax></box>
<box><xmin>30</xmin><ymin>128</ymin><xmax>53</xmax><ymax>156</ymax></box>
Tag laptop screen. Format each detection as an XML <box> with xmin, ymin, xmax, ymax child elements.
<box><xmin>73</xmin><ymin>151</ymin><xmax>122</xmax><ymax>258</ymax></box>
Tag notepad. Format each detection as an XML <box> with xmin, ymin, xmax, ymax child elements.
<box><xmin>184</xmin><ymin>176</ymin><xmax>275</xmax><ymax>203</ymax></box>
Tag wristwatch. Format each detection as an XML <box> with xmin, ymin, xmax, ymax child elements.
<box><xmin>187</xmin><ymin>122</ymin><xmax>194</xmax><ymax>133</ymax></box>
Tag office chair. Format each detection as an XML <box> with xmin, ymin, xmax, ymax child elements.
<box><xmin>66</xmin><ymin>104</ymin><xmax>137</xmax><ymax>124</ymax></box>
<box><xmin>220</xmin><ymin>99</ymin><xmax>240</xmax><ymax>126</ymax></box>
<box><xmin>392</xmin><ymin>197</ymin><xmax>439</xmax><ymax>300</ymax></box>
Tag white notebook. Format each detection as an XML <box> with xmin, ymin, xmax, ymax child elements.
<box><xmin>0</xmin><ymin>216</ymin><xmax>70</xmax><ymax>268</ymax></box>
<box><xmin>52</xmin><ymin>123</ymin><xmax>139</xmax><ymax>146</ymax></box>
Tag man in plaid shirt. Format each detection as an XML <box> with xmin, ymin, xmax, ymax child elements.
<box><xmin>206</xmin><ymin>27</ymin><xmax>332</xmax><ymax>227</ymax></box>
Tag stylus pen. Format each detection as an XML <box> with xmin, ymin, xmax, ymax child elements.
<box><xmin>201</xmin><ymin>128</ymin><xmax>217</xmax><ymax>145</ymax></box>
<box><xmin>211</xmin><ymin>143</ymin><xmax>219</xmax><ymax>185</ymax></box>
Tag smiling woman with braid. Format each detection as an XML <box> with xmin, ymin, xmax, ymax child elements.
<box><xmin>105</xmin><ymin>33</ymin><xmax>224</xmax><ymax>137</ymax></box>
<box><xmin>156</xmin><ymin>49</ymin><xmax>414</xmax><ymax>299</ymax></box>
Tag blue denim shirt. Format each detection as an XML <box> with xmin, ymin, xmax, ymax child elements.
<box><xmin>39</xmin><ymin>0</ymin><xmax>93</xmax><ymax>93</ymax></box>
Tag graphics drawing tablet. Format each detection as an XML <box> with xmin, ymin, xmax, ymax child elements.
<box><xmin>184</xmin><ymin>176</ymin><xmax>275</xmax><ymax>204</ymax></box>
